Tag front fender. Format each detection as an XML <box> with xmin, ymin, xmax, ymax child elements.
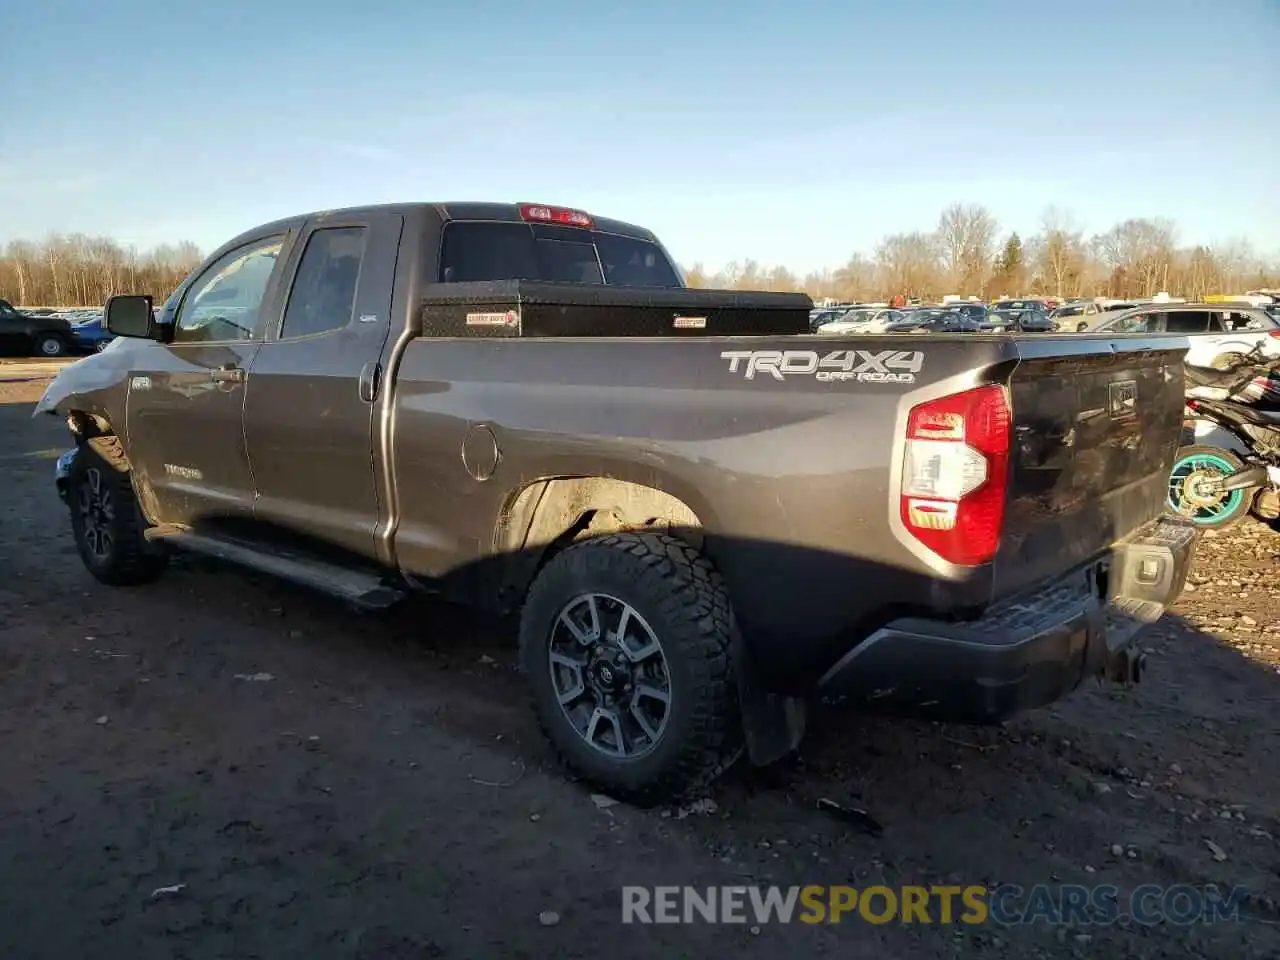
<box><xmin>32</xmin><ymin>348</ymin><xmax>134</xmax><ymax>430</ymax></box>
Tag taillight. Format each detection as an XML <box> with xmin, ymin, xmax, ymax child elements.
<box><xmin>900</xmin><ymin>384</ymin><xmax>1011</xmax><ymax>566</ymax></box>
<box><xmin>518</xmin><ymin>203</ymin><xmax>593</xmax><ymax>229</ymax></box>
<box><xmin>1267</xmin><ymin>330</ymin><xmax>1280</xmax><ymax>339</ymax></box>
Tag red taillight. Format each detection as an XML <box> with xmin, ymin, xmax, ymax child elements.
<box><xmin>1186</xmin><ymin>398</ymin><xmax>1201</xmax><ymax>411</ymax></box>
<box><xmin>518</xmin><ymin>203</ymin><xmax>593</xmax><ymax>229</ymax></box>
<box><xmin>900</xmin><ymin>384</ymin><xmax>1010</xmax><ymax>566</ymax></box>
<box><xmin>1268</xmin><ymin>330</ymin><xmax>1280</xmax><ymax>339</ymax></box>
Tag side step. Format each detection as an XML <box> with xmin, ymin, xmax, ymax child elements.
<box><xmin>144</xmin><ymin>527</ymin><xmax>405</xmax><ymax>610</ymax></box>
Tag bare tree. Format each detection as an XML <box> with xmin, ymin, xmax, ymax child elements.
<box><xmin>0</xmin><ymin>235</ymin><xmax>205</xmax><ymax>307</ymax></box>
<box><xmin>832</xmin><ymin>253</ymin><xmax>879</xmax><ymax>301</ymax></box>
<box><xmin>1033</xmin><ymin>207</ymin><xmax>1087</xmax><ymax>298</ymax></box>
<box><xmin>936</xmin><ymin>203</ymin><xmax>998</xmax><ymax>294</ymax></box>
<box><xmin>1092</xmin><ymin>218</ymin><xmax>1176</xmax><ymax>298</ymax></box>
<box><xmin>877</xmin><ymin>232</ymin><xmax>941</xmax><ymax>300</ymax></box>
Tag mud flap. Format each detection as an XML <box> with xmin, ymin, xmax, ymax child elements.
<box><xmin>732</xmin><ymin>623</ymin><xmax>807</xmax><ymax>766</ymax></box>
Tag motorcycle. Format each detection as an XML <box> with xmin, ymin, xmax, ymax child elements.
<box><xmin>1170</xmin><ymin>344</ymin><xmax>1280</xmax><ymax>528</ymax></box>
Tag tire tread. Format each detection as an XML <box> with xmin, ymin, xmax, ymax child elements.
<box><xmin>519</xmin><ymin>531</ymin><xmax>739</xmax><ymax>805</ymax></box>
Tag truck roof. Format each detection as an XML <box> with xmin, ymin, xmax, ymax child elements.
<box><xmin>235</xmin><ymin>202</ymin><xmax>659</xmax><ymax>245</ymax></box>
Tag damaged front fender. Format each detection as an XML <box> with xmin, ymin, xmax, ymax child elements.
<box><xmin>32</xmin><ymin>345</ymin><xmax>136</xmax><ymax>431</ymax></box>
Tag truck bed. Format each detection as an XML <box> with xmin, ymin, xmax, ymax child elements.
<box><xmin>389</xmin><ymin>326</ymin><xmax>1187</xmax><ymax>686</ymax></box>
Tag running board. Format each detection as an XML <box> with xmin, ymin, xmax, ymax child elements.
<box><xmin>144</xmin><ymin>527</ymin><xmax>405</xmax><ymax>610</ymax></box>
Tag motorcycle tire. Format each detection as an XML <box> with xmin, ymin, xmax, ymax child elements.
<box><xmin>1167</xmin><ymin>444</ymin><xmax>1251</xmax><ymax>529</ymax></box>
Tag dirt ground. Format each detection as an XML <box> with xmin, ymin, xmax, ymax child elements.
<box><xmin>2</xmin><ymin>376</ymin><xmax>1278</xmax><ymax>960</ymax></box>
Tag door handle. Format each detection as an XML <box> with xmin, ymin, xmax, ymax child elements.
<box><xmin>358</xmin><ymin>361</ymin><xmax>381</xmax><ymax>402</ymax></box>
<box><xmin>210</xmin><ymin>365</ymin><xmax>246</xmax><ymax>384</ymax></box>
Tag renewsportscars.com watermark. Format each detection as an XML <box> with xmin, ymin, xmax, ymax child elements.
<box><xmin>621</xmin><ymin>884</ymin><xmax>1249</xmax><ymax>926</ymax></box>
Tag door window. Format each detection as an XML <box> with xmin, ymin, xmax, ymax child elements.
<box><xmin>279</xmin><ymin>227</ymin><xmax>367</xmax><ymax>339</ymax></box>
<box><xmin>173</xmin><ymin>236</ymin><xmax>284</xmax><ymax>343</ymax></box>
<box><xmin>1111</xmin><ymin>311</ymin><xmax>1159</xmax><ymax>333</ymax></box>
<box><xmin>1163</xmin><ymin>311</ymin><xmax>1215</xmax><ymax>334</ymax></box>
<box><xmin>1222</xmin><ymin>311</ymin><xmax>1267</xmax><ymax>332</ymax></box>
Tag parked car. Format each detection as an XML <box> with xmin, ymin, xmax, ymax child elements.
<box><xmin>1065</xmin><ymin>301</ymin><xmax>1144</xmax><ymax>332</ymax></box>
<box><xmin>946</xmin><ymin>302</ymin><xmax>989</xmax><ymax>324</ymax></box>
<box><xmin>1084</xmin><ymin>303</ymin><xmax>1280</xmax><ymax>368</ymax></box>
<box><xmin>986</xmin><ymin>300</ymin><xmax>1055</xmax><ymax>333</ymax></box>
<box><xmin>808</xmin><ymin>308</ymin><xmax>846</xmax><ymax>332</ymax></box>
<box><xmin>885</xmin><ymin>308</ymin><xmax>982</xmax><ymax>333</ymax></box>
<box><xmin>0</xmin><ymin>299</ymin><xmax>75</xmax><ymax>357</ymax></box>
<box><xmin>68</xmin><ymin>314</ymin><xmax>115</xmax><ymax>353</ymax></box>
<box><xmin>1049</xmin><ymin>300</ymin><xmax>1102</xmax><ymax>329</ymax></box>
<box><xmin>814</xmin><ymin>307</ymin><xmax>904</xmax><ymax>334</ymax></box>
<box><xmin>37</xmin><ymin>200</ymin><xmax>1197</xmax><ymax>803</ymax></box>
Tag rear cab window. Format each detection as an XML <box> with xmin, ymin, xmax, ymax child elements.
<box><xmin>439</xmin><ymin>222</ymin><xmax>682</xmax><ymax>288</ymax></box>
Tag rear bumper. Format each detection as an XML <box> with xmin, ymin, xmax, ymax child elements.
<box><xmin>817</xmin><ymin>516</ymin><xmax>1198</xmax><ymax>723</ymax></box>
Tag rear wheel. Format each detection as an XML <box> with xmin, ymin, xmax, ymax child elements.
<box><xmin>1167</xmin><ymin>444</ymin><xmax>1250</xmax><ymax>529</ymax></box>
<box><xmin>67</xmin><ymin>439</ymin><xmax>168</xmax><ymax>585</ymax></box>
<box><xmin>35</xmin><ymin>333</ymin><xmax>67</xmax><ymax>357</ymax></box>
<box><xmin>519</xmin><ymin>532</ymin><xmax>740</xmax><ymax>805</ymax></box>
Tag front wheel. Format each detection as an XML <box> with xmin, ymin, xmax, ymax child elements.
<box><xmin>1167</xmin><ymin>444</ymin><xmax>1251</xmax><ymax>529</ymax></box>
<box><xmin>67</xmin><ymin>439</ymin><xmax>168</xmax><ymax>585</ymax></box>
<box><xmin>519</xmin><ymin>532</ymin><xmax>740</xmax><ymax>805</ymax></box>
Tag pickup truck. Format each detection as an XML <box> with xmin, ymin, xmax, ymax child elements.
<box><xmin>35</xmin><ymin>201</ymin><xmax>1199</xmax><ymax>803</ymax></box>
<box><xmin>0</xmin><ymin>299</ymin><xmax>75</xmax><ymax>357</ymax></box>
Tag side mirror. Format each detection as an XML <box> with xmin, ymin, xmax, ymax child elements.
<box><xmin>104</xmin><ymin>295</ymin><xmax>158</xmax><ymax>339</ymax></box>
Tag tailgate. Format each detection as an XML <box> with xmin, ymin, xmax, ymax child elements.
<box><xmin>994</xmin><ymin>337</ymin><xmax>1187</xmax><ymax>598</ymax></box>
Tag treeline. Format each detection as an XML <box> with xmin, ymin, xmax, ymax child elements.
<box><xmin>0</xmin><ymin>235</ymin><xmax>204</xmax><ymax>308</ymax></box>
<box><xmin>682</xmin><ymin>204</ymin><xmax>1280</xmax><ymax>302</ymax></box>
<box><xmin>3</xmin><ymin>204</ymin><xmax>1278</xmax><ymax>308</ymax></box>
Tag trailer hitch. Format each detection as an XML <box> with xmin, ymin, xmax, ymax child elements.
<box><xmin>1103</xmin><ymin>647</ymin><xmax>1146</xmax><ymax>687</ymax></box>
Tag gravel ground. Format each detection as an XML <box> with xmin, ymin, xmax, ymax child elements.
<box><xmin>1</xmin><ymin>377</ymin><xmax>1278</xmax><ymax>959</ymax></box>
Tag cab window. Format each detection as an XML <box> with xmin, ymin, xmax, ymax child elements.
<box><xmin>173</xmin><ymin>236</ymin><xmax>284</xmax><ymax>343</ymax></box>
<box><xmin>279</xmin><ymin>227</ymin><xmax>367</xmax><ymax>339</ymax></box>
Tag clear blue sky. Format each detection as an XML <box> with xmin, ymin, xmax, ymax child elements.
<box><xmin>3</xmin><ymin>0</ymin><xmax>1277</xmax><ymax>272</ymax></box>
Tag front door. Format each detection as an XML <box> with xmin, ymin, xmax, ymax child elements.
<box><xmin>242</xmin><ymin>212</ymin><xmax>404</xmax><ymax>559</ymax></box>
<box><xmin>124</xmin><ymin>233</ymin><xmax>292</xmax><ymax>525</ymax></box>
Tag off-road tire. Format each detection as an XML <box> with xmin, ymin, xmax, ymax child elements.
<box><xmin>519</xmin><ymin>532</ymin><xmax>740</xmax><ymax>805</ymax></box>
<box><xmin>67</xmin><ymin>437</ymin><xmax>168</xmax><ymax>585</ymax></box>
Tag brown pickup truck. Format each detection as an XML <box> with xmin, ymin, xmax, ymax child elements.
<box><xmin>36</xmin><ymin>201</ymin><xmax>1199</xmax><ymax>803</ymax></box>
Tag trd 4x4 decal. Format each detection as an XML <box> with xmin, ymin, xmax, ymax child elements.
<box><xmin>720</xmin><ymin>349</ymin><xmax>924</xmax><ymax>384</ymax></box>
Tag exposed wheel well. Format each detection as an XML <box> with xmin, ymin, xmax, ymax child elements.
<box><xmin>493</xmin><ymin>477</ymin><xmax>703</xmax><ymax>611</ymax></box>
<box><xmin>66</xmin><ymin>412</ymin><xmax>130</xmax><ymax>468</ymax></box>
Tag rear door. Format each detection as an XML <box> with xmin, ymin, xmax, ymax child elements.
<box><xmin>242</xmin><ymin>211</ymin><xmax>404</xmax><ymax>559</ymax></box>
